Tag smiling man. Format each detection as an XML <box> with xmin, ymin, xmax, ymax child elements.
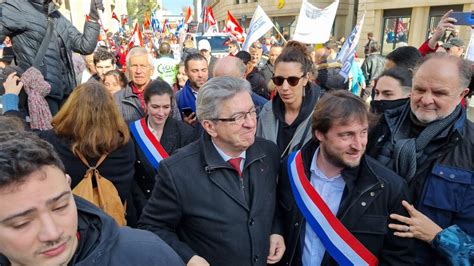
<box><xmin>367</xmin><ymin>53</ymin><xmax>473</xmax><ymax>265</ymax></box>
<box><xmin>0</xmin><ymin>131</ymin><xmax>184</xmax><ymax>266</ymax></box>
<box><xmin>139</xmin><ymin>77</ymin><xmax>285</xmax><ymax>266</ymax></box>
<box><xmin>278</xmin><ymin>90</ymin><xmax>412</xmax><ymax>265</ymax></box>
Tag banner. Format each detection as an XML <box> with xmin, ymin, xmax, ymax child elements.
<box><xmin>336</xmin><ymin>12</ymin><xmax>366</xmax><ymax>81</ymax></box>
<box><xmin>293</xmin><ymin>0</ymin><xmax>338</xmax><ymax>44</ymax></box>
<box><xmin>242</xmin><ymin>6</ymin><xmax>274</xmax><ymax>51</ymax></box>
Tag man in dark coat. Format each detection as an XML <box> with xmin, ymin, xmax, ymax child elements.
<box><xmin>139</xmin><ymin>77</ymin><xmax>285</xmax><ymax>266</ymax></box>
<box><xmin>0</xmin><ymin>130</ymin><xmax>184</xmax><ymax>266</ymax></box>
<box><xmin>0</xmin><ymin>0</ymin><xmax>101</xmax><ymax>114</ymax></box>
<box><xmin>277</xmin><ymin>90</ymin><xmax>413</xmax><ymax>265</ymax></box>
<box><xmin>367</xmin><ymin>53</ymin><xmax>473</xmax><ymax>265</ymax></box>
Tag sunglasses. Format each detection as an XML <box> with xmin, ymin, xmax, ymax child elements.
<box><xmin>271</xmin><ymin>74</ymin><xmax>306</xmax><ymax>86</ymax></box>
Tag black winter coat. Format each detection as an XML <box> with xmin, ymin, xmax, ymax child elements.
<box><xmin>138</xmin><ymin>134</ymin><xmax>281</xmax><ymax>265</ymax></box>
<box><xmin>133</xmin><ymin>116</ymin><xmax>197</xmax><ymax>210</ymax></box>
<box><xmin>0</xmin><ymin>0</ymin><xmax>99</xmax><ymax>112</ymax></box>
<box><xmin>277</xmin><ymin>140</ymin><xmax>414</xmax><ymax>266</ymax></box>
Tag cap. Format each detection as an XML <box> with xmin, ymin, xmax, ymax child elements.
<box><xmin>198</xmin><ymin>39</ymin><xmax>211</xmax><ymax>51</ymax></box>
<box><xmin>441</xmin><ymin>38</ymin><xmax>465</xmax><ymax>48</ymax></box>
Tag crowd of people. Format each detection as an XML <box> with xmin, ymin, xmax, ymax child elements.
<box><xmin>0</xmin><ymin>1</ymin><xmax>473</xmax><ymax>265</ymax></box>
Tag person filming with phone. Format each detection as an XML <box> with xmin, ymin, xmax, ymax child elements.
<box><xmin>418</xmin><ymin>10</ymin><xmax>471</xmax><ymax>57</ymax></box>
<box><xmin>176</xmin><ymin>53</ymin><xmax>209</xmax><ymax>127</ymax></box>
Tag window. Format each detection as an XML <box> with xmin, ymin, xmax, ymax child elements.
<box><xmin>381</xmin><ymin>9</ymin><xmax>412</xmax><ymax>55</ymax></box>
<box><xmin>426</xmin><ymin>5</ymin><xmax>463</xmax><ymax>41</ymax></box>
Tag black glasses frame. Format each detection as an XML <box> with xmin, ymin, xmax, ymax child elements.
<box><xmin>211</xmin><ymin>108</ymin><xmax>257</xmax><ymax>124</ymax></box>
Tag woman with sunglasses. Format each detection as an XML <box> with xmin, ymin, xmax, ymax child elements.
<box><xmin>257</xmin><ymin>41</ymin><xmax>321</xmax><ymax>157</ymax></box>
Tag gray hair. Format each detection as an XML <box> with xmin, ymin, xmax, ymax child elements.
<box><xmin>196</xmin><ymin>77</ymin><xmax>252</xmax><ymax>121</ymax></box>
<box><xmin>414</xmin><ymin>53</ymin><xmax>472</xmax><ymax>89</ymax></box>
<box><xmin>126</xmin><ymin>47</ymin><xmax>154</xmax><ymax>69</ymax></box>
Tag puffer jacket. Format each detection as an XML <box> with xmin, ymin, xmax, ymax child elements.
<box><xmin>0</xmin><ymin>0</ymin><xmax>100</xmax><ymax>113</ymax></box>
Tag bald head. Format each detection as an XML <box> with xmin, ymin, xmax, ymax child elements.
<box><xmin>213</xmin><ymin>56</ymin><xmax>246</xmax><ymax>78</ymax></box>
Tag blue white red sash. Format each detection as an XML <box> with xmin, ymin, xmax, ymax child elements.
<box><xmin>287</xmin><ymin>150</ymin><xmax>378</xmax><ymax>266</ymax></box>
<box><xmin>130</xmin><ymin>118</ymin><xmax>169</xmax><ymax>170</ymax></box>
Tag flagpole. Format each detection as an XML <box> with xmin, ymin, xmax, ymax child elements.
<box><xmin>273</xmin><ymin>25</ymin><xmax>287</xmax><ymax>44</ymax></box>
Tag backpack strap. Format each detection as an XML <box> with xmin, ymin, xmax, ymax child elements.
<box><xmin>75</xmin><ymin>150</ymin><xmax>108</xmax><ymax>169</ymax></box>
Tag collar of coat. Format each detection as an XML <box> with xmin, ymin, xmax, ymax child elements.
<box><xmin>297</xmin><ymin>139</ymin><xmax>383</xmax><ymax>194</ymax></box>
<box><xmin>200</xmin><ymin>133</ymin><xmax>266</xmax><ymax>173</ymax></box>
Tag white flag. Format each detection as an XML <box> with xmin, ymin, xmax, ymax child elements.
<box><xmin>337</xmin><ymin>12</ymin><xmax>366</xmax><ymax>81</ymax></box>
<box><xmin>293</xmin><ymin>0</ymin><xmax>339</xmax><ymax>44</ymax></box>
<box><xmin>242</xmin><ymin>6</ymin><xmax>274</xmax><ymax>51</ymax></box>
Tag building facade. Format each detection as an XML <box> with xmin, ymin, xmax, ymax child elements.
<box><xmin>206</xmin><ymin>0</ymin><xmax>473</xmax><ymax>55</ymax></box>
<box><xmin>359</xmin><ymin>0</ymin><xmax>473</xmax><ymax>55</ymax></box>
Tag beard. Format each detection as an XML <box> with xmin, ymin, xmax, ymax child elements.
<box><xmin>320</xmin><ymin>144</ymin><xmax>363</xmax><ymax>169</ymax></box>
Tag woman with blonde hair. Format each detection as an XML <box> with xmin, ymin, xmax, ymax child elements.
<box><xmin>39</xmin><ymin>81</ymin><xmax>137</xmax><ymax>224</ymax></box>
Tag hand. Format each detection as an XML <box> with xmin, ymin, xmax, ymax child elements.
<box><xmin>183</xmin><ymin>112</ymin><xmax>197</xmax><ymax>127</ymax></box>
<box><xmin>388</xmin><ymin>200</ymin><xmax>443</xmax><ymax>243</ymax></box>
<box><xmin>187</xmin><ymin>255</ymin><xmax>209</xmax><ymax>266</ymax></box>
<box><xmin>267</xmin><ymin>234</ymin><xmax>285</xmax><ymax>264</ymax></box>
<box><xmin>89</xmin><ymin>0</ymin><xmax>103</xmax><ymax>21</ymax></box>
<box><xmin>3</xmin><ymin>72</ymin><xmax>23</xmax><ymax>95</ymax></box>
<box><xmin>429</xmin><ymin>10</ymin><xmax>456</xmax><ymax>49</ymax></box>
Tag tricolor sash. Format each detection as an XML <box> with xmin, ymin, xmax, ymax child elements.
<box><xmin>130</xmin><ymin>118</ymin><xmax>169</xmax><ymax>170</ymax></box>
<box><xmin>288</xmin><ymin>150</ymin><xmax>378</xmax><ymax>266</ymax></box>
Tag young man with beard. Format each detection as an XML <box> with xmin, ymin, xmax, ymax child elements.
<box><xmin>0</xmin><ymin>131</ymin><xmax>184</xmax><ymax>266</ymax></box>
<box><xmin>176</xmin><ymin>53</ymin><xmax>209</xmax><ymax>127</ymax></box>
<box><xmin>277</xmin><ymin>90</ymin><xmax>413</xmax><ymax>265</ymax></box>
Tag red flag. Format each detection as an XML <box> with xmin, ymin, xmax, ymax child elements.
<box><xmin>207</xmin><ymin>7</ymin><xmax>216</xmax><ymax>26</ymax></box>
<box><xmin>121</xmin><ymin>15</ymin><xmax>128</xmax><ymax>28</ymax></box>
<box><xmin>144</xmin><ymin>12</ymin><xmax>151</xmax><ymax>29</ymax></box>
<box><xmin>129</xmin><ymin>23</ymin><xmax>144</xmax><ymax>49</ymax></box>
<box><xmin>161</xmin><ymin>19</ymin><xmax>169</xmax><ymax>35</ymax></box>
<box><xmin>184</xmin><ymin>7</ymin><xmax>192</xmax><ymax>24</ymax></box>
<box><xmin>112</xmin><ymin>12</ymin><xmax>120</xmax><ymax>23</ymax></box>
<box><xmin>225</xmin><ymin>11</ymin><xmax>245</xmax><ymax>43</ymax></box>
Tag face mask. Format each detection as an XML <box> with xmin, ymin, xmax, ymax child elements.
<box><xmin>370</xmin><ymin>98</ymin><xmax>408</xmax><ymax>114</ymax></box>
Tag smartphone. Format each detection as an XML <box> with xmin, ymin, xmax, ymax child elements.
<box><xmin>182</xmin><ymin>107</ymin><xmax>194</xmax><ymax>117</ymax></box>
<box><xmin>450</xmin><ymin>12</ymin><xmax>474</xmax><ymax>26</ymax></box>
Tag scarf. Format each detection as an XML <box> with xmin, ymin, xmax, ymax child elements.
<box><xmin>21</xmin><ymin>67</ymin><xmax>53</xmax><ymax>130</ymax></box>
<box><xmin>390</xmin><ymin>104</ymin><xmax>461</xmax><ymax>182</ymax></box>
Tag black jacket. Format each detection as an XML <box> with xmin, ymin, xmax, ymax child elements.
<box><xmin>138</xmin><ymin>134</ymin><xmax>281</xmax><ymax>265</ymax></box>
<box><xmin>133</xmin><ymin>116</ymin><xmax>197</xmax><ymax>208</ymax></box>
<box><xmin>0</xmin><ymin>196</ymin><xmax>185</xmax><ymax>265</ymax></box>
<box><xmin>277</xmin><ymin>139</ymin><xmax>413</xmax><ymax>265</ymax></box>
<box><xmin>0</xmin><ymin>0</ymin><xmax>100</xmax><ymax>112</ymax></box>
<box><xmin>367</xmin><ymin>102</ymin><xmax>474</xmax><ymax>265</ymax></box>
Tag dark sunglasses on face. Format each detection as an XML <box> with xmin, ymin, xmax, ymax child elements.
<box><xmin>271</xmin><ymin>74</ymin><xmax>306</xmax><ymax>86</ymax></box>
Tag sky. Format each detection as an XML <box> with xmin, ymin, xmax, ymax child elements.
<box><xmin>161</xmin><ymin>0</ymin><xmax>193</xmax><ymax>15</ymax></box>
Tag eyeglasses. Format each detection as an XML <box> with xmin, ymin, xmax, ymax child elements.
<box><xmin>271</xmin><ymin>74</ymin><xmax>306</xmax><ymax>86</ymax></box>
<box><xmin>250</xmin><ymin>44</ymin><xmax>262</xmax><ymax>49</ymax></box>
<box><xmin>211</xmin><ymin>108</ymin><xmax>257</xmax><ymax>125</ymax></box>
